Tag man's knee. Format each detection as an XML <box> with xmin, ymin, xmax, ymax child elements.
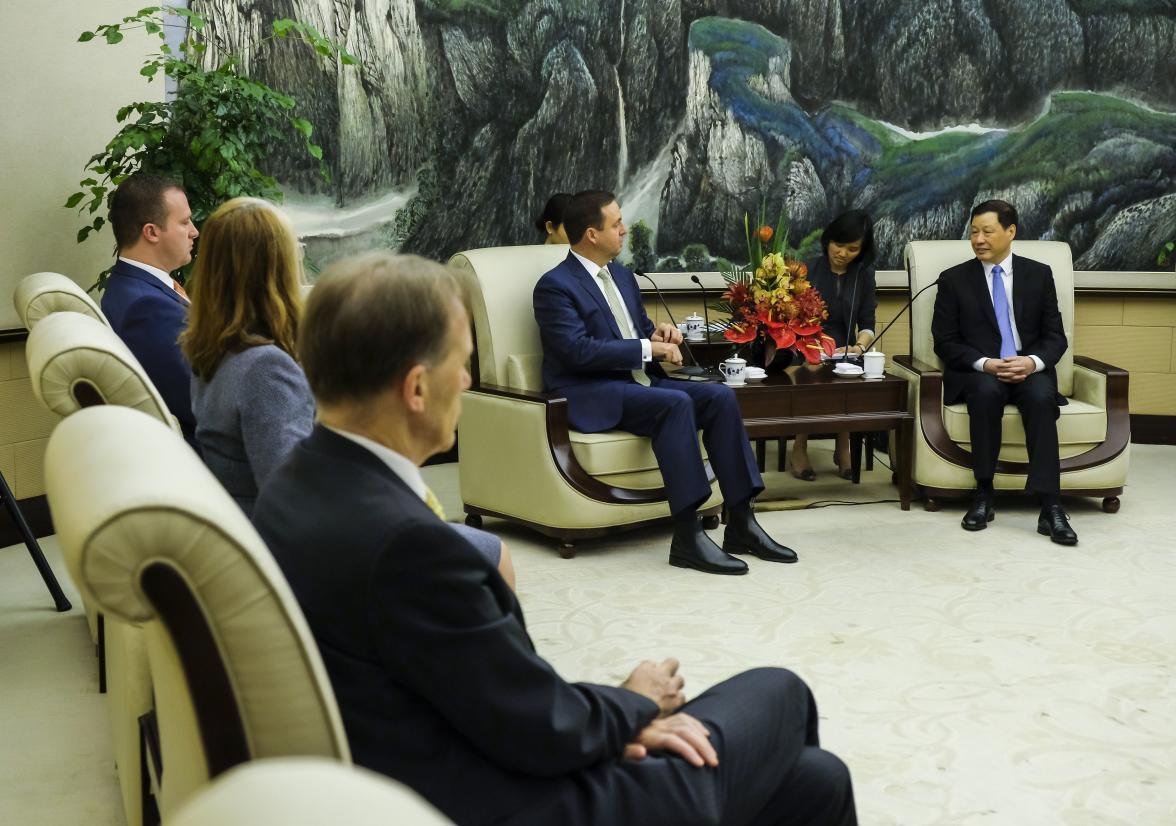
<box><xmin>964</xmin><ymin>375</ymin><xmax>1006</xmax><ymax>408</ymax></box>
<box><xmin>792</xmin><ymin>747</ymin><xmax>856</xmax><ymax>821</ymax></box>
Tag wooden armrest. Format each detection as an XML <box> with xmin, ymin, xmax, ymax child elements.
<box><xmin>468</xmin><ymin>382</ymin><xmax>562</xmax><ymax>404</ymax></box>
<box><xmin>1072</xmin><ymin>355</ymin><xmax>1128</xmax><ymax>378</ymax></box>
<box><xmin>891</xmin><ymin>355</ymin><xmax>942</xmax><ymax>376</ymax></box>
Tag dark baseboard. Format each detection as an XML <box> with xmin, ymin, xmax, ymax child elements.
<box><xmin>0</xmin><ymin>494</ymin><xmax>54</xmax><ymax>547</ymax></box>
<box><xmin>1131</xmin><ymin>414</ymin><xmax>1176</xmax><ymax>445</ymax></box>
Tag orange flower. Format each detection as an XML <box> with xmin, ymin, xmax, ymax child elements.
<box><xmin>757</xmin><ymin>225</ymin><xmax>773</xmax><ymax>243</ymax></box>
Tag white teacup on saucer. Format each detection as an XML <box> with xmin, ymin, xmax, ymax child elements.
<box><xmin>744</xmin><ymin>366</ymin><xmax>767</xmax><ymax>382</ymax></box>
<box><xmin>832</xmin><ymin>362</ymin><xmax>864</xmax><ymax>377</ymax></box>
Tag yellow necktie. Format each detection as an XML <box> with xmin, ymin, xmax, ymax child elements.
<box><xmin>597</xmin><ymin>268</ymin><xmax>651</xmax><ymax>386</ymax></box>
<box><xmin>423</xmin><ymin>486</ymin><xmax>447</xmax><ymax>521</ymax></box>
<box><xmin>172</xmin><ymin>279</ymin><xmax>190</xmax><ymax>302</ymax></box>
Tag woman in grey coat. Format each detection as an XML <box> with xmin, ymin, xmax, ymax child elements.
<box><xmin>181</xmin><ymin>198</ymin><xmax>514</xmax><ymax>586</ymax></box>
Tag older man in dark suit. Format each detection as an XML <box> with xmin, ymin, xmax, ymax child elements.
<box><xmin>931</xmin><ymin>199</ymin><xmax>1077</xmax><ymax>545</ymax></box>
<box><xmin>101</xmin><ymin>173</ymin><xmax>199</xmax><ymax>447</ymax></box>
<box><xmin>252</xmin><ymin>251</ymin><xmax>856</xmax><ymax>826</ymax></box>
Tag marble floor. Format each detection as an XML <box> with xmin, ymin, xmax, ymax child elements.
<box><xmin>2</xmin><ymin>441</ymin><xmax>1174</xmax><ymax>825</ymax></box>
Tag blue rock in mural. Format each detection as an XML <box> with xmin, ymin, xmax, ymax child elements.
<box><xmin>195</xmin><ymin>0</ymin><xmax>1176</xmax><ymax>270</ymax></box>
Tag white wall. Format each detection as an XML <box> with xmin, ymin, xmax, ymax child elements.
<box><xmin>0</xmin><ymin>2</ymin><xmax>161</xmax><ymax>330</ymax></box>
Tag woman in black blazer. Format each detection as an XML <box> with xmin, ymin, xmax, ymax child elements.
<box><xmin>791</xmin><ymin>210</ymin><xmax>878</xmax><ymax>480</ymax></box>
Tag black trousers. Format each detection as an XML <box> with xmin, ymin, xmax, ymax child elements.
<box><xmin>508</xmin><ymin>668</ymin><xmax>857</xmax><ymax>826</ymax></box>
<box><xmin>956</xmin><ymin>371</ymin><xmax>1061</xmax><ymax>495</ymax></box>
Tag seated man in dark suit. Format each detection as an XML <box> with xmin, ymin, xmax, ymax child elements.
<box><xmin>102</xmin><ymin>173</ymin><xmax>199</xmax><ymax>447</ymax></box>
<box><xmin>533</xmin><ymin>190</ymin><xmax>795</xmax><ymax>575</ymax></box>
<box><xmin>252</xmin><ymin>252</ymin><xmax>857</xmax><ymax>826</ymax></box>
<box><xmin>931</xmin><ymin>199</ymin><xmax>1077</xmax><ymax>545</ymax></box>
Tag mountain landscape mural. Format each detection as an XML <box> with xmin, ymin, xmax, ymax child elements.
<box><xmin>193</xmin><ymin>0</ymin><xmax>1176</xmax><ymax>271</ymax></box>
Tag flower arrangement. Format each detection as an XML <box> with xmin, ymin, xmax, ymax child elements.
<box><xmin>711</xmin><ymin>212</ymin><xmax>836</xmax><ymax>366</ymax></box>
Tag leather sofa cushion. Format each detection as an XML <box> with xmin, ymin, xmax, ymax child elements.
<box><xmin>943</xmin><ymin>398</ymin><xmax>1106</xmax><ymax>446</ymax></box>
<box><xmin>570</xmin><ymin>429</ymin><xmax>706</xmax><ymax>476</ymax></box>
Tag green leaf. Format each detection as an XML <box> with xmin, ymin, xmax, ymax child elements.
<box><xmin>307</xmin><ymin>143</ymin><xmax>323</xmax><ymax>160</ymax></box>
<box><xmin>140</xmin><ymin>64</ymin><xmax>159</xmax><ymax>78</ymax></box>
<box><xmin>78</xmin><ymin>31</ymin><xmax>96</xmax><ymax>43</ymax></box>
<box><xmin>340</xmin><ymin>53</ymin><xmax>358</xmax><ymax>65</ymax></box>
<box><xmin>104</xmin><ymin>28</ymin><xmax>124</xmax><ymax>45</ymax></box>
<box><xmin>291</xmin><ymin>117</ymin><xmax>313</xmax><ymax>138</ymax></box>
<box><xmin>79</xmin><ymin>177</ymin><xmax>98</xmax><ymax>187</ymax></box>
<box><xmin>78</xmin><ymin>226</ymin><xmax>94</xmax><ymax>243</ymax></box>
<box><xmin>272</xmin><ymin>19</ymin><xmax>295</xmax><ymax>35</ymax></box>
<box><xmin>64</xmin><ymin>192</ymin><xmax>85</xmax><ymax>208</ymax></box>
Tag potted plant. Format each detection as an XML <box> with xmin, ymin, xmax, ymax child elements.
<box><xmin>65</xmin><ymin>5</ymin><xmax>356</xmax><ymax>288</ymax></box>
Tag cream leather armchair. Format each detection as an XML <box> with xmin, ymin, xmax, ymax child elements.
<box><xmin>13</xmin><ymin>271</ymin><xmax>108</xmax><ymax>329</ymax></box>
<box><xmin>892</xmin><ymin>240</ymin><xmax>1129</xmax><ymax>511</ymax></box>
<box><xmin>450</xmin><ymin>245</ymin><xmax>721</xmax><ymax>557</ymax></box>
<box><xmin>25</xmin><ymin>310</ymin><xmax>185</xmax><ymax>825</ymax></box>
<box><xmin>169</xmin><ymin>759</ymin><xmax>452</xmax><ymax>825</ymax></box>
<box><xmin>46</xmin><ymin>407</ymin><xmax>350</xmax><ymax>820</ymax></box>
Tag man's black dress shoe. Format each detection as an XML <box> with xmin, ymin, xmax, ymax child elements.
<box><xmin>670</xmin><ymin>524</ymin><xmax>749</xmax><ymax>575</ymax></box>
<box><xmin>961</xmin><ymin>495</ymin><xmax>995</xmax><ymax>531</ymax></box>
<box><xmin>722</xmin><ymin>513</ymin><xmax>799</xmax><ymax>563</ymax></box>
<box><xmin>1037</xmin><ymin>505</ymin><xmax>1078</xmax><ymax>546</ymax></box>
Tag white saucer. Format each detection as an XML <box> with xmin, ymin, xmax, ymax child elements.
<box><xmin>686</xmin><ymin>336</ymin><xmax>706</xmax><ymax>343</ymax></box>
<box><xmin>744</xmin><ymin>374</ymin><xmax>766</xmax><ymax>382</ymax></box>
<box><xmin>832</xmin><ymin>364</ymin><xmax>864</xmax><ymax>377</ymax></box>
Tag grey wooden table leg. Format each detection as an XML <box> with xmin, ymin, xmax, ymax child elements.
<box><xmin>1</xmin><ymin>470</ymin><xmax>71</xmax><ymax>612</ymax></box>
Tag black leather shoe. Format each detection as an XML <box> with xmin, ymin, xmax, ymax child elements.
<box><xmin>669</xmin><ymin>524</ymin><xmax>749</xmax><ymax>575</ymax></box>
<box><xmin>961</xmin><ymin>495</ymin><xmax>995</xmax><ymax>531</ymax></box>
<box><xmin>722</xmin><ymin>513</ymin><xmax>798</xmax><ymax>563</ymax></box>
<box><xmin>1037</xmin><ymin>505</ymin><xmax>1078</xmax><ymax>546</ymax></box>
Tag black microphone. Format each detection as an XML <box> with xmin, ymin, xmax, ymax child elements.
<box><xmin>868</xmin><ymin>277</ymin><xmax>941</xmax><ymax>353</ymax></box>
<box><xmin>689</xmin><ymin>274</ymin><xmax>714</xmax><ymax>347</ymax></box>
<box><xmin>635</xmin><ymin>271</ymin><xmax>718</xmax><ymax>380</ymax></box>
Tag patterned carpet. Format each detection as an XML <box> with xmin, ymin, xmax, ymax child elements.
<box><xmin>2</xmin><ymin>444</ymin><xmax>1172</xmax><ymax>825</ymax></box>
<box><xmin>428</xmin><ymin>441</ymin><xmax>1176</xmax><ymax>826</ymax></box>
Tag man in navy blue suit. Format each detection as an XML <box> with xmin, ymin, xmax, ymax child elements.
<box><xmin>533</xmin><ymin>191</ymin><xmax>797</xmax><ymax>575</ymax></box>
<box><xmin>102</xmin><ymin>173</ymin><xmax>199</xmax><ymax>447</ymax></box>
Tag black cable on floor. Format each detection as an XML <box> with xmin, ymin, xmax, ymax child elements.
<box><xmin>803</xmin><ymin>498</ymin><xmax>902</xmax><ymax>509</ymax></box>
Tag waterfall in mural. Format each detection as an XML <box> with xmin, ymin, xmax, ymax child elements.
<box><xmin>193</xmin><ymin>0</ymin><xmax>1176</xmax><ymax>272</ymax></box>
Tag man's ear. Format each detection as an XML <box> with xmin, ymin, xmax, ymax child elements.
<box><xmin>141</xmin><ymin>222</ymin><xmax>161</xmax><ymax>244</ymax></box>
<box><xmin>1008</xmin><ymin>223</ymin><xmax>1017</xmax><ymax>241</ymax></box>
<box><xmin>402</xmin><ymin>363</ymin><xmax>428</xmax><ymax>414</ymax></box>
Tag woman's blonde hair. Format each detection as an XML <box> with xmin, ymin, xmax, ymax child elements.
<box><xmin>180</xmin><ymin>197</ymin><xmax>303</xmax><ymax>381</ymax></box>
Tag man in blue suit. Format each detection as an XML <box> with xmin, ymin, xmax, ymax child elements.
<box><xmin>102</xmin><ymin>173</ymin><xmax>199</xmax><ymax>447</ymax></box>
<box><xmin>533</xmin><ymin>191</ymin><xmax>797</xmax><ymax>575</ymax></box>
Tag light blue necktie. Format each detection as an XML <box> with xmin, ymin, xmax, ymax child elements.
<box><xmin>991</xmin><ymin>265</ymin><xmax>1017</xmax><ymax>359</ymax></box>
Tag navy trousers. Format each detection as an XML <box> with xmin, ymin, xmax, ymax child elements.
<box><xmin>615</xmin><ymin>377</ymin><xmax>763</xmax><ymax>515</ymax></box>
<box><xmin>955</xmin><ymin>370</ymin><xmax>1061</xmax><ymax>495</ymax></box>
<box><xmin>506</xmin><ymin>668</ymin><xmax>858</xmax><ymax>826</ymax></box>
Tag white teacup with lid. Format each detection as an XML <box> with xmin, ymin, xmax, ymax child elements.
<box><xmin>719</xmin><ymin>355</ymin><xmax>747</xmax><ymax>386</ymax></box>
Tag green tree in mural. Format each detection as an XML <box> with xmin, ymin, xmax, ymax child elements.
<box><xmin>682</xmin><ymin>243</ymin><xmax>712</xmax><ymax>272</ymax></box>
<box><xmin>66</xmin><ymin>6</ymin><xmax>356</xmax><ymax>288</ymax></box>
<box><xmin>628</xmin><ymin>219</ymin><xmax>657</xmax><ymax>272</ymax></box>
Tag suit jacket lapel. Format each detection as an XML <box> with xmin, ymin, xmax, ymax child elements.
<box><xmin>113</xmin><ymin>259</ymin><xmax>188</xmax><ymax>307</ymax></box>
<box><xmin>566</xmin><ymin>253</ymin><xmax>622</xmax><ymax>339</ymax></box>
<box><xmin>1010</xmin><ymin>254</ymin><xmax>1028</xmax><ymax>330</ymax></box>
<box><xmin>970</xmin><ymin>258</ymin><xmax>1000</xmax><ymax>335</ymax></box>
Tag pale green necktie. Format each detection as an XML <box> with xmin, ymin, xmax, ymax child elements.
<box><xmin>597</xmin><ymin>267</ymin><xmax>651</xmax><ymax>386</ymax></box>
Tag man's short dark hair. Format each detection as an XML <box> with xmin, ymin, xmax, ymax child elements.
<box><xmin>970</xmin><ymin>199</ymin><xmax>1018</xmax><ymax>230</ymax></box>
<box><xmin>300</xmin><ymin>252</ymin><xmax>465</xmax><ymax>405</ymax></box>
<box><xmin>109</xmin><ymin>173</ymin><xmax>183</xmax><ymax>249</ymax></box>
<box><xmin>562</xmin><ymin>190</ymin><xmax>617</xmax><ymax>245</ymax></box>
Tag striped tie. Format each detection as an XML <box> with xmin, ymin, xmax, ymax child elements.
<box><xmin>597</xmin><ymin>267</ymin><xmax>651</xmax><ymax>386</ymax></box>
<box><xmin>423</xmin><ymin>486</ymin><xmax>446</xmax><ymax>521</ymax></box>
<box><xmin>990</xmin><ymin>265</ymin><xmax>1017</xmax><ymax>359</ymax></box>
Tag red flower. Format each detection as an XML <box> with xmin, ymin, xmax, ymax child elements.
<box><xmin>724</xmin><ymin>322</ymin><xmax>758</xmax><ymax>344</ymax></box>
<box><xmin>757</xmin><ymin>225</ymin><xmax>773</xmax><ymax>243</ymax></box>
<box><xmin>767</xmin><ymin>325</ymin><xmax>797</xmax><ymax>349</ymax></box>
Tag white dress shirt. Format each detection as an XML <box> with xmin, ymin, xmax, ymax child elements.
<box><xmin>571</xmin><ymin>250</ymin><xmax>652</xmax><ymax>363</ymax></box>
<box><xmin>972</xmin><ymin>254</ymin><xmax>1044</xmax><ymax>374</ymax></box>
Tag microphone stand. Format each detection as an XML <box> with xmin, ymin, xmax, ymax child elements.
<box><xmin>868</xmin><ymin>277</ymin><xmax>941</xmax><ymax>353</ymax></box>
<box><xmin>635</xmin><ymin>271</ymin><xmax>719</xmax><ymax>380</ymax></box>
<box><xmin>690</xmin><ymin>274</ymin><xmax>715</xmax><ymax>351</ymax></box>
